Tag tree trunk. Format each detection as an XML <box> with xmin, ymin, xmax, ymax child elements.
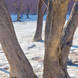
<box><xmin>33</xmin><ymin>0</ymin><xmax>43</xmax><ymax>41</ymax></box>
<box><xmin>59</xmin><ymin>1</ymin><xmax>78</xmax><ymax>78</ymax></box>
<box><xmin>43</xmin><ymin>0</ymin><xmax>69</xmax><ymax>78</ymax></box>
<box><xmin>0</xmin><ymin>0</ymin><xmax>35</xmax><ymax>78</ymax></box>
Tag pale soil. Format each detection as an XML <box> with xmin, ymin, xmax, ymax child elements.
<box><xmin>0</xmin><ymin>21</ymin><xmax>78</xmax><ymax>78</ymax></box>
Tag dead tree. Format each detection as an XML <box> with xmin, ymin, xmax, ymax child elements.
<box><xmin>43</xmin><ymin>0</ymin><xmax>69</xmax><ymax>78</ymax></box>
<box><xmin>0</xmin><ymin>0</ymin><xmax>35</xmax><ymax>78</ymax></box>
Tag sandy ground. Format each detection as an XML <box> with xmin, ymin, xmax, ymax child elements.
<box><xmin>0</xmin><ymin>21</ymin><xmax>78</xmax><ymax>78</ymax></box>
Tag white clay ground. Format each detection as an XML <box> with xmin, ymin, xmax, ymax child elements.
<box><xmin>0</xmin><ymin>19</ymin><xmax>78</xmax><ymax>78</ymax></box>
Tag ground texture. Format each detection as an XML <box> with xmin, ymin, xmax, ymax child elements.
<box><xmin>0</xmin><ymin>21</ymin><xmax>78</xmax><ymax>78</ymax></box>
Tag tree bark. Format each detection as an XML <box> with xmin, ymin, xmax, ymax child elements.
<box><xmin>43</xmin><ymin>0</ymin><xmax>69</xmax><ymax>78</ymax></box>
<box><xmin>0</xmin><ymin>0</ymin><xmax>35</xmax><ymax>78</ymax></box>
<box><xmin>33</xmin><ymin>0</ymin><xmax>43</xmax><ymax>41</ymax></box>
<box><xmin>59</xmin><ymin>1</ymin><xmax>78</xmax><ymax>78</ymax></box>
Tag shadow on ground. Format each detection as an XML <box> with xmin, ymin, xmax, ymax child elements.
<box><xmin>0</xmin><ymin>68</ymin><xmax>9</xmax><ymax>74</ymax></box>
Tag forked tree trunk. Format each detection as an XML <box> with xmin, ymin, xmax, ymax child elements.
<box><xmin>0</xmin><ymin>0</ymin><xmax>35</xmax><ymax>78</ymax></box>
<box><xmin>43</xmin><ymin>0</ymin><xmax>69</xmax><ymax>78</ymax></box>
<box><xmin>33</xmin><ymin>0</ymin><xmax>43</xmax><ymax>41</ymax></box>
<box><xmin>59</xmin><ymin>1</ymin><xmax>78</xmax><ymax>78</ymax></box>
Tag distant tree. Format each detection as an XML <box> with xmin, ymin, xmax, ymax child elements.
<box><xmin>43</xmin><ymin>0</ymin><xmax>69</xmax><ymax>78</ymax></box>
<box><xmin>13</xmin><ymin>0</ymin><xmax>23</xmax><ymax>21</ymax></box>
<box><xmin>26</xmin><ymin>5</ymin><xmax>30</xmax><ymax>19</ymax></box>
<box><xmin>0</xmin><ymin>0</ymin><xmax>35</xmax><ymax>78</ymax></box>
<box><xmin>33</xmin><ymin>0</ymin><xmax>47</xmax><ymax>41</ymax></box>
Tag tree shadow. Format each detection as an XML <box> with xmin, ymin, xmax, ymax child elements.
<box><xmin>72</xmin><ymin>45</ymin><xmax>78</xmax><ymax>48</ymax></box>
<box><xmin>0</xmin><ymin>68</ymin><xmax>9</xmax><ymax>74</ymax></box>
<box><xmin>38</xmin><ymin>40</ymin><xmax>44</xmax><ymax>42</ymax></box>
<box><xmin>67</xmin><ymin>61</ymin><xmax>78</xmax><ymax>67</ymax></box>
<box><xmin>35</xmin><ymin>40</ymin><xmax>44</xmax><ymax>43</ymax></box>
<box><xmin>27</xmin><ymin>44</ymin><xmax>36</xmax><ymax>50</ymax></box>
